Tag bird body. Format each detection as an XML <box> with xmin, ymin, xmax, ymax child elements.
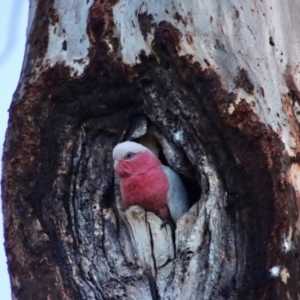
<box><xmin>162</xmin><ymin>165</ymin><xmax>189</xmax><ymax>223</ymax></box>
<box><xmin>113</xmin><ymin>141</ymin><xmax>188</xmax><ymax>223</ymax></box>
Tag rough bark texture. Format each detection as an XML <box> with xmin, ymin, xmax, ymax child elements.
<box><xmin>2</xmin><ymin>1</ymin><xmax>300</xmax><ymax>299</ymax></box>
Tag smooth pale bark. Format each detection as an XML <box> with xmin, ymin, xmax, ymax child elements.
<box><xmin>2</xmin><ymin>0</ymin><xmax>300</xmax><ymax>299</ymax></box>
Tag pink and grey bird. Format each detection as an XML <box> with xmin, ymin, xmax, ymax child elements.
<box><xmin>112</xmin><ymin>141</ymin><xmax>189</xmax><ymax>223</ymax></box>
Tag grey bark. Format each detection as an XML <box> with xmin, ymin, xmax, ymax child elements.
<box><xmin>2</xmin><ymin>1</ymin><xmax>300</xmax><ymax>299</ymax></box>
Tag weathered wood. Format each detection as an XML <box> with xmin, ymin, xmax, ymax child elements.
<box><xmin>2</xmin><ymin>0</ymin><xmax>300</xmax><ymax>299</ymax></box>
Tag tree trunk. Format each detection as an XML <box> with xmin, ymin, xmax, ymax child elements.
<box><xmin>2</xmin><ymin>1</ymin><xmax>300</xmax><ymax>299</ymax></box>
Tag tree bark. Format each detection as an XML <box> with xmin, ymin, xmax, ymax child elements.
<box><xmin>2</xmin><ymin>1</ymin><xmax>300</xmax><ymax>299</ymax></box>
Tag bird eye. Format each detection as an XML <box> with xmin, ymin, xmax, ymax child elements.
<box><xmin>124</xmin><ymin>152</ymin><xmax>135</xmax><ymax>160</ymax></box>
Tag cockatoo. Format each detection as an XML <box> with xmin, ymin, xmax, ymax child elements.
<box><xmin>112</xmin><ymin>141</ymin><xmax>189</xmax><ymax>224</ymax></box>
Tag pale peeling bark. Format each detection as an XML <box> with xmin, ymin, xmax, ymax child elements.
<box><xmin>2</xmin><ymin>0</ymin><xmax>300</xmax><ymax>299</ymax></box>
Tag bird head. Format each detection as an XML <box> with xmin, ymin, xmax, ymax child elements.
<box><xmin>112</xmin><ymin>141</ymin><xmax>161</xmax><ymax>177</ymax></box>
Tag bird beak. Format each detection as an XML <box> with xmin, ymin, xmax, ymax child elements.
<box><xmin>113</xmin><ymin>159</ymin><xmax>119</xmax><ymax>170</ymax></box>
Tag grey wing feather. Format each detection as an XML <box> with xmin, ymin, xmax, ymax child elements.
<box><xmin>162</xmin><ymin>165</ymin><xmax>189</xmax><ymax>223</ymax></box>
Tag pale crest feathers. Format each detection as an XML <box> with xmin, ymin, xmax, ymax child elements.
<box><xmin>112</xmin><ymin>141</ymin><xmax>152</xmax><ymax>160</ymax></box>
